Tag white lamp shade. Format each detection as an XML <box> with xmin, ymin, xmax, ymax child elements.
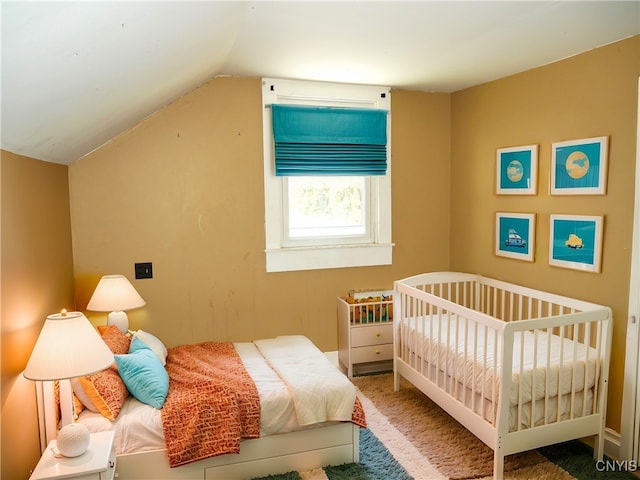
<box><xmin>87</xmin><ymin>275</ymin><xmax>146</xmax><ymax>312</ymax></box>
<box><xmin>23</xmin><ymin>311</ymin><xmax>114</xmax><ymax>381</ymax></box>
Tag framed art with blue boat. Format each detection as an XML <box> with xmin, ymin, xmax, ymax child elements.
<box><xmin>495</xmin><ymin>212</ymin><xmax>536</xmax><ymax>261</ymax></box>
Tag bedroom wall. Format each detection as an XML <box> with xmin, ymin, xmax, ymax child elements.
<box><xmin>68</xmin><ymin>78</ymin><xmax>451</xmax><ymax>352</ymax></box>
<box><xmin>1</xmin><ymin>151</ymin><xmax>76</xmax><ymax>479</ymax></box>
<box><xmin>450</xmin><ymin>36</ymin><xmax>640</xmax><ymax>434</ymax></box>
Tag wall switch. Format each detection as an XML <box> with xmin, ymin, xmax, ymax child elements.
<box><xmin>135</xmin><ymin>262</ymin><xmax>153</xmax><ymax>279</ymax></box>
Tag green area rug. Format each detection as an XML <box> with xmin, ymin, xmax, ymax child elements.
<box><xmin>253</xmin><ymin>373</ymin><xmax>638</xmax><ymax>480</ymax></box>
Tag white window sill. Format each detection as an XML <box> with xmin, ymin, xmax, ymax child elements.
<box><xmin>265</xmin><ymin>243</ymin><xmax>394</xmax><ymax>273</ymax></box>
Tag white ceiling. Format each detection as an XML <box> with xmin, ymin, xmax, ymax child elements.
<box><xmin>2</xmin><ymin>1</ymin><xmax>639</xmax><ymax>165</ymax></box>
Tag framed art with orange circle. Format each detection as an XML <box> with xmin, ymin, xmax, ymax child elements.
<box><xmin>551</xmin><ymin>136</ymin><xmax>608</xmax><ymax>195</ymax></box>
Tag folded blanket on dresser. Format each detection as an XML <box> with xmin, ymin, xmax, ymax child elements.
<box><xmin>254</xmin><ymin>335</ymin><xmax>357</xmax><ymax>426</ymax></box>
<box><xmin>161</xmin><ymin>342</ymin><xmax>261</xmax><ymax>468</ymax></box>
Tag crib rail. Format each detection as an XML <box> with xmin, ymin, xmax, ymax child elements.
<box><xmin>393</xmin><ymin>271</ymin><xmax>612</xmax><ymax>477</ymax></box>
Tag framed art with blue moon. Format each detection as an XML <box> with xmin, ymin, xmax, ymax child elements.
<box><xmin>496</xmin><ymin>144</ymin><xmax>538</xmax><ymax>195</ymax></box>
<box><xmin>551</xmin><ymin>136</ymin><xmax>608</xmax><ymax>195</ymax></box>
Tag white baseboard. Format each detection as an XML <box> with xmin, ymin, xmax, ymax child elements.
<box><xmin>605</xmin><ymin>427</ymin><xmax>622</xmax><ymax>460</ymax></box>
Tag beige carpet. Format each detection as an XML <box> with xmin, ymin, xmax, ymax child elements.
<box><xmin>351</xmin><ymin>373</ymin><xmax>575</xmax><ymax>480</ymax></box>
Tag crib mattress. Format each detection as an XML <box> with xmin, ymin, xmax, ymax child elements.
<box><xmin>78</xmin><ymin>342</ymin><xmax>315</xmax><ymax>455</ymax></box>
<box><xmin>398</xmin><ymin>315</ymin><xmax>600</xmax><ymax>406</ymax></box>
<box><xmin>421</xmin><ymin>359</ymin><xmax>594</xmax><ymax>430</ymax></box>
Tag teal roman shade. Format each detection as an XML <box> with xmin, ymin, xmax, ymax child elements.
<box><xmin>271</xmin><ymin>104</ymin><xmax>388</xmax><ymax>176</ymax></box>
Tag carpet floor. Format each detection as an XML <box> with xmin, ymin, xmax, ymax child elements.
<box><xmin>253</xmin><ymin>373</ymin><xmax>638</xmax><ymax>480</ymax></box>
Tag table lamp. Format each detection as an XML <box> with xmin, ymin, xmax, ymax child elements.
<box><xmin>86</xmin><ymin>274</ymin><xmax>146</xmax><ymax>332</ymax></box>
<box><xmin>23</xmin><ymin>310</ymin><xmax>114</xmax><ymax>456</ymax></box>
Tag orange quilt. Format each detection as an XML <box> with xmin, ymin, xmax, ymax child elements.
<box><xmin>161</xmin><ymin>342</ymin><xmax>261</xmax><ymax>468</ymax></box>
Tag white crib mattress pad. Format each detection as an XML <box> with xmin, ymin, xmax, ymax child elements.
<box><xmin>399</xmin><ymin>315</ymin><xmax>600</xmax><ymax>406</ymax></box>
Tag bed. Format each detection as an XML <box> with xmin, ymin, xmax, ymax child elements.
<box><xmin>52</xmin><ymin>333</ymin><xmax>365</xmax><ymax>480</ymax></box>
<box><xmin>393</xmin><ymin>272</ymin><xmax>612</xmax><ymax>480</ymax></box>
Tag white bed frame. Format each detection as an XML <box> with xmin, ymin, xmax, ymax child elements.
<box><xmin>393</xmin><ymin>272</ymin><xmax>612</xmax><ymax>480</ymax></box>
<box><xmin>114</xmin><ymin>422</ymin><xmax>359</xmax><ymax>480</ymax></box>
<box><xmin>44</xmin><ymin>365</ymin><xmax>360</xmax><ymax>479</ymax></box>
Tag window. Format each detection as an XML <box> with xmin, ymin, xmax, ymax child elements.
<box><xmin>262</xmin><ymin>78</ymin><xmax>392</xmax><ymax>272</ymax></box>
<box><xmin>285</xmin><ymin>176</ymin><xmax>371</xmax><ymax>245</ymax></box>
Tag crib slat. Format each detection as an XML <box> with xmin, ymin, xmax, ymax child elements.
<box><xmin>517</xmin><ymin>329</ymin><xmax>525</xmax><ymax>430</ymax></box>
<box><xmin>593</xmin><ymin>319</ymin><xmax>602</xmax><ymax>411</ymax></box>
<box><xmin>556</xmin><ymin>324</ymin><xmax>565</xmax><ymax>423</ymax></box>
<box><xmin>453</xmin><ymin>310</ymin><xmax>460</xmax><ymax>399</ymax></box>
<box><xmin>481</xmin><ymin>323</ymin><xmax>488</xmax><ymax>420</ymax></box>
<box><xmin>544</xmin><ymin>327</ymin><xmax>552</xmax><ymax>426</ymax></box>
<box><xmin>582</xmin><ymin>321</ymin><xmax>592</xmax><ymax>416</ymax></box>
<box><xmin>492</xmin><ymin>326</ymin><xmax>499</xmax><ymax>425</ymax></box>
<box><xmin>570</xmin><ymin>323</ymin><xmax>579</xmax><ymax>420</ymax></box>
<box><xmin>531</xmin><ymin>329</ymin><xmax>539</xmax><ymax>429</ymax></box>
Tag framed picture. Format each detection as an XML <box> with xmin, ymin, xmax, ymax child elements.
<box><xmin>495</xmin><ymin>212</ymin><xmax>536</xmax><ymax>261</ymax></box>
<box><xmin>496</xmin><ymin>144</ymin><xmax>538</xmax><ymax>194</ymax></box>
<box><xmin>549</xmin><ymin>214</ymin><xmax>603</xmax><ymax>272</ymax></box>
<box><xmin>550</xmin><ymin>136</ymin><xmax>608</xmax><ymax>195</ymax></box>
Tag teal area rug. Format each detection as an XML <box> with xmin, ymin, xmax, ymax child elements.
<box><xmin>253</xmin><ymin>428</ymin><xmax>410</xmax><ymax>480</ymax></box>
<box><xmin>538</xmin><ymin>441</ymin><xmax>639</xmax><ymax>480</ymax></box>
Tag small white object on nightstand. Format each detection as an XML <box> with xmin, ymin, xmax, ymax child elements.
<box><xmin>29</xmin><ymin>431</ymin><xmax>116</xmax><ymax>480</ymax></box>
<box><xmin>56</xmin><ymin>423</ymin><xmax>90</xmax><ymax>457</ymax></box>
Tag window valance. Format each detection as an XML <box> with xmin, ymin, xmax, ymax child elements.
<box><xmin>271</xmin><ymin>104</ymin><xmax>388</xmax><ymax>176</ymax></box>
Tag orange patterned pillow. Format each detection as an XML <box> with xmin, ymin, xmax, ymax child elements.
<box><xmin>71</xmin><ymin>324</ymin><xmax>130</xmax><ymax>420</ymax></box>
<box><xmin>75</xmin><ymin>367</ymin><xmax>128</xmax><ymax>421</ymax></box>
<box><xmin>73</xmin><ymin>394</ymin><xmax>85</xmax><ymax>419</ymax></box>
<box><xmin>99</xmin><ymin>324</ymin><xmax>131</xmax><ymax>354</ymax></box>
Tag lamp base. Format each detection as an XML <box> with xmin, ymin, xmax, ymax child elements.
<box><xmin>107</xmin><ymin>311</ymin><xmax>129</xmax><ymax>333</ymax></box>
<box><xmin>56</xmin><ymin>423</ymin><xmax>90</xmax><ymax>457</ymax></box>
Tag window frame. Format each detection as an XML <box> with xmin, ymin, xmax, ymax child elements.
<box><xmin>262</xmin><ymin>78</ymin><xmax>393</xmax><ymax>272</ymax></box>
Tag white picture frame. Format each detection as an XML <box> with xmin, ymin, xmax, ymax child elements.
<box><xmin>549</xmin><ymin>214</ymin><xmax>604</xmax><ymax>272</ymax></box>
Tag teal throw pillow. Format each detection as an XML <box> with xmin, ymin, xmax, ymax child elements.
<box><xmin>115</xmin><ymin>346</ymin><xmax>169</xmax><ymax>409</ymax></box>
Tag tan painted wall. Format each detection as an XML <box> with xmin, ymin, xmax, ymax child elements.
<box><xmin>1</xmin><ymin>151</ymin><xmax>75</xmax><ymax>479</ymax></box>
<box><xmin>450</xmin><ymin>36</ymin><xmax>640</xmax><ymax>433</ymax></box>
<box><xmin>68</xmin><ymin>79</ymin><xmax>451</xmax><ymax>352</ymax></box>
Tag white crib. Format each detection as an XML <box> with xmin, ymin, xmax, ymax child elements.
<box><xmin>393</xmin><ymin>272</ymin><xmax>612</xmax><ymax>480</ymax></box>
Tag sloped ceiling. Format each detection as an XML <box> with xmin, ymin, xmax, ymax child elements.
<box><xmin>1</xmin><ymin>1</ymin><xmax>639</xmax><ymax>165</ymax></box>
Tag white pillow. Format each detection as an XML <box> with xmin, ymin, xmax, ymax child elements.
<box><xmin>131</xmin><ymin>330</ymin><xmax>168</xmax><ymax>366</ymax></box>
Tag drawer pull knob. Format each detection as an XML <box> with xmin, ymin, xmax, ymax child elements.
<box><xmin>376</xmin><ymin>332</ymin><xmax>381</xmax><ymax>337</ymax></box>
<box><xmin>375</xmin><ymin>350</ymin><xmax>380</xmax><ymax>355</ymax></box>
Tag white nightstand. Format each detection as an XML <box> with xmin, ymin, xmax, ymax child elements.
<box><xmin>337</xmin><ymin>294</ymin><xmax>394</xmax><ymax>377</ymax></box>
<box><xmin>30</xmin><ymin>431</ymin><xmax>116</xmax><ymax>480</ymax></box>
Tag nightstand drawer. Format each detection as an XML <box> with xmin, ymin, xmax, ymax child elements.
<box><xmin>351</xmin><ymin>324</ymin><xmax>393</xmax><ymax>347</ymax></box>
<box><xmin>351</xmin><ymin>343</ymin><xmax>393</xmax><ymax>364</ymax></box>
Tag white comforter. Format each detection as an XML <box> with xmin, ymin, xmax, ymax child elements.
<box><xmin>254</xmin><ymin>335</ymin><xmax>356</xmax><ymax>426</ymax></box>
